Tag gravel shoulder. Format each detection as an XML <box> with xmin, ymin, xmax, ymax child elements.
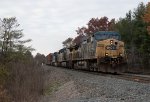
<box><xmin>40</xmin><ymin>65</ymin><xmax>150</xmax><ymax>102</ymax></box>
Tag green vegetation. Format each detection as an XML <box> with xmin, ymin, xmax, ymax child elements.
<box><xmin>44</xmin><ymin>82</ymin><xmax>61</xmax><ymax>95</ymax></box>
<box><xmin>0</xmin><ymin>65</ymin><xmax>9</xmax><ymax>84</ymax></box>
<box><xmin>0</xmin><ymin>17</ymin><xmax>44</xmax><ymax>102</ymax></box>
<box><xmin>0</xmin><ymin>17</ymin><xmax>33</xmax><ymax>84</ymax></box>
<box><xmin>115</xmin><ymin>2</ymin><xmax>150</xmax><ymax>71</ymax></box>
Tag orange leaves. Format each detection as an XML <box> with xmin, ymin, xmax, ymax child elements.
<box><xmin>87</xmin><ymin>17</ymin><xmax>115</xmax><ymax>34</ymax></box>
<box><xmin>76</xmin><ymin>17</ymin><xmax>116</xmax><ymax>36</ymax></box>
<box><xmin>143</xmin><ymin>14</ymin><xmax>150</xmax><ymax>23</ymax></box>
<box><xmin>143</xmin><ymin>2</ymin><xmax>150</xmax><ymax>22</ymax></box>
<box><xmin>73</xmin><ymin>34</ymin><xmax>85</xmax><ymax>45</ymax></box>
<box><xmin>147</xmin><ymin>26</ymin><xmax>150</xmax><ymax>34</ymax></box>
<box><xmin>143</xmin><ymin>2</ymin><xmax>150</xmax><ymax>34</ymax></box>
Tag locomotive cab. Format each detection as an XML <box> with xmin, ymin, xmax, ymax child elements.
<box><xmin>95</xmin><ymin>31</ymin><xmax>126</xmax><ymax>71</ymax></box>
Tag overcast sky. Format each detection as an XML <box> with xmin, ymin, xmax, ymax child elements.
<box><xmin>0</xmin><ymin>0</ymin><xmax>148</xmax><ymax>56</ymax></box>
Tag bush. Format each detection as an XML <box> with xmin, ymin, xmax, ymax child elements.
<box><xmin>0</xmin><ymin>64</ymin><xmax>9</xmax><ymax>84</ymax></box>
<box><xmin>0</xmin><ymin>85</ymin><xmax>11</xmax><ymax>102</ymax></box>
<box><xmin>0</xmin><ymin>64</ymin><xmax>10</xmax><ymax>102</ymax></box>
<box><xmin>6</xmin><ymin>60</ymin><xmax>44</xmax><ymax>102</ymax></box>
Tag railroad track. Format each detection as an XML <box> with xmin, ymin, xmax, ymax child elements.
<box><xmin>64</xmin><ymin>67</ymin><xmax>150</xmax><ymax>84</ymax></box>
<box><xmin>50</xmin><ymin>66</ymin><xmax>150</xmax><ymax>84</ymax></box>
<box><xmin>118</xmin><ymin>73</ymin><xmax>150</xmax><ymax>84</ymax></box>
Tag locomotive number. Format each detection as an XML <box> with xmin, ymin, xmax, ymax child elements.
<box><xmin>106</xmin><ymin>45</ymin><xmax>117</xmax><ymax>50</ymax></box>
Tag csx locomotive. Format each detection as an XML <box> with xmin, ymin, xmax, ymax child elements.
<box><xmin>46</xmin><ymin>31</ymin><xmax>127</xmax><ymax>73</ymax></box>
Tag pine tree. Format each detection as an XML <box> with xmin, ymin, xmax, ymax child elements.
<box><xmin>0</xmin><ymin>17</ymin><xmax>33</xmax><ymax>56</ymax></box>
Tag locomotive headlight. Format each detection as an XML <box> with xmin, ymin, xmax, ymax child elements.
<box><xmin>105</xmin><ymin>53</ymin><xmax>108</xmax><ymax>56</ymax></box>
<box><xmin>119</xmin><ymin>53</ymin><xmax>123</xmax><ymax>56</ymax></box>
<box><xmin>110</xmin><ymin>40</ymin><xmax>113</xmax><ymax>44</ymax></box>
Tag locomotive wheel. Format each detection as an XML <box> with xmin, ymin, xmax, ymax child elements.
<box><xmin>98</xmin><ymin>63</ymin><xmax>107</xmax><ymax>73</ymax></box>
<box><xmin>94</xmin><ymin>67</ymin><xmax>98</xmax><ymax>72</ymax></box>
<box><xmin>74</xmin><ymin>62</ymin><xmax>78</xmax><ymax>69</ymax></box>
<box><xmin>90</xmin><ymin>67</ymin><xmax>94</xmax><ymax>71</ymax></box>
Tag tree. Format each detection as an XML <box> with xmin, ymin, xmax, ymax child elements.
<box><xmin>115</xmin><ymin>11</ymin><xmax>133</xmax><ymax>47</ymax></box>
<box><xmin>143</xmin><ymin>2</ymin><xmax>150</xmax><ymax>34</ymax></box>
<box><xmin>132</xmin><ymin>2</ymin><xmax>149</xmax><ymax>53</ymax></box>
<box><xmin>76</xmin><ymin>17</ymin><xmax>116</xmax><ymax>36</ymax></box>
<box><xmin>34</xmin><ymin>53</ymin><xmax>46</xmax><ymax>65</ymax></box>
<box><xmin>115</xmin><ymin>2</ymin><xmax>150</xmax><ymax>70</ymax></box>
<box><xmin>62</xmin><ymin>37</ymin><xmax>73</xmax><ymax>47</ymax></box>
<box><xmin>0</xmin><ymin>17</ymin><xmax>33</xmax><ymax>57</ymax></box>
<box><xmin>76</xmin><ymin>27</ymin><xmax>87</xmax><ymax>35</ymax></box>
<box><xmin>73</xmin><ymin>34</ymin><xmax>86</xmax><ymax>46</ymax></box>
<box><xmin>115</xmin><ymin>3</ymin><xmax>148</xmax><ymax>50</ymax></box>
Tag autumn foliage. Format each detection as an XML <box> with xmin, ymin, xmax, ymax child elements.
<box><xmin>76</xmin><ymin>17</ymin><xmax>115</xmax><ymax>36</ymax></box>
<box><xmin>143</xmin><ymin>2</ymin><xmax>150</xmax><ymax>34</ymax></box>
<box><xmin>73</xmin><ymin>34</ymin><xmax>86</xmax><ymax>45</ymax></box>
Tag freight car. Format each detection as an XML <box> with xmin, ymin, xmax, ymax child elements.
<box><xmin>46</xmin><ymin>53</ymin><xmax>53</xmax><ymax>65</ymax></box>
<box><xmin>47</xmin><ymin>31</ymin><xmax>127</xmax><ymax>73</ymax></box>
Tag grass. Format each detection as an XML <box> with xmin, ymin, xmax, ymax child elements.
<box><xmin>44</xmin><ymin>82</ymin><xmax>61</xmax><ymax>95</ymax></box>
<box><xmin>5</xmin><ymin>61</ymin><xmax>44</xmax><ymax>102</ymax></box>
<box><xmin>0</xmin><ymin>64</ymin><xmax>9</xmax><ymax>84</ymax></box>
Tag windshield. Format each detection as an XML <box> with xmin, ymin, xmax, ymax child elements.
<box><xmin>94</xmin><ymin>32</ymin><xmax>121</xmax><ymax>40</ymax></box>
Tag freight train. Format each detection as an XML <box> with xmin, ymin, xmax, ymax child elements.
<box><xmin>46</xmin><ymin>31</ymin><xmax>127</xmax><ymax>73</ymax></box>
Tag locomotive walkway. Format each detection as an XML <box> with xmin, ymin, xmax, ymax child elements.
<box><xmin>39</xmin><ymin>65</ymin><xmax>150</xmax><ymax>102</ymax></box>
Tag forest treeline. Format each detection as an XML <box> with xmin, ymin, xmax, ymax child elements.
<box><xmin>75</xmin><ymin>2</ymin><xmax>150</xmax><ymax>72</ymax></box>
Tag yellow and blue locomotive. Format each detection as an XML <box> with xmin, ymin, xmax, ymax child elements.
<box><xmin>47</xmin><ymin>31</ymin><xmax>127</xmax><ymax>73</ymax></box>
<box><xmin>70</xmin><ymin>31</ymin><xmax>126</xmax><ymax>73</ymax></box>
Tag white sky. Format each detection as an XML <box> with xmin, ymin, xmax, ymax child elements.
<box><xmin>0</xmin><ymin>0</ymin><xmax>148</xmax><ymax>56</ymax></box>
